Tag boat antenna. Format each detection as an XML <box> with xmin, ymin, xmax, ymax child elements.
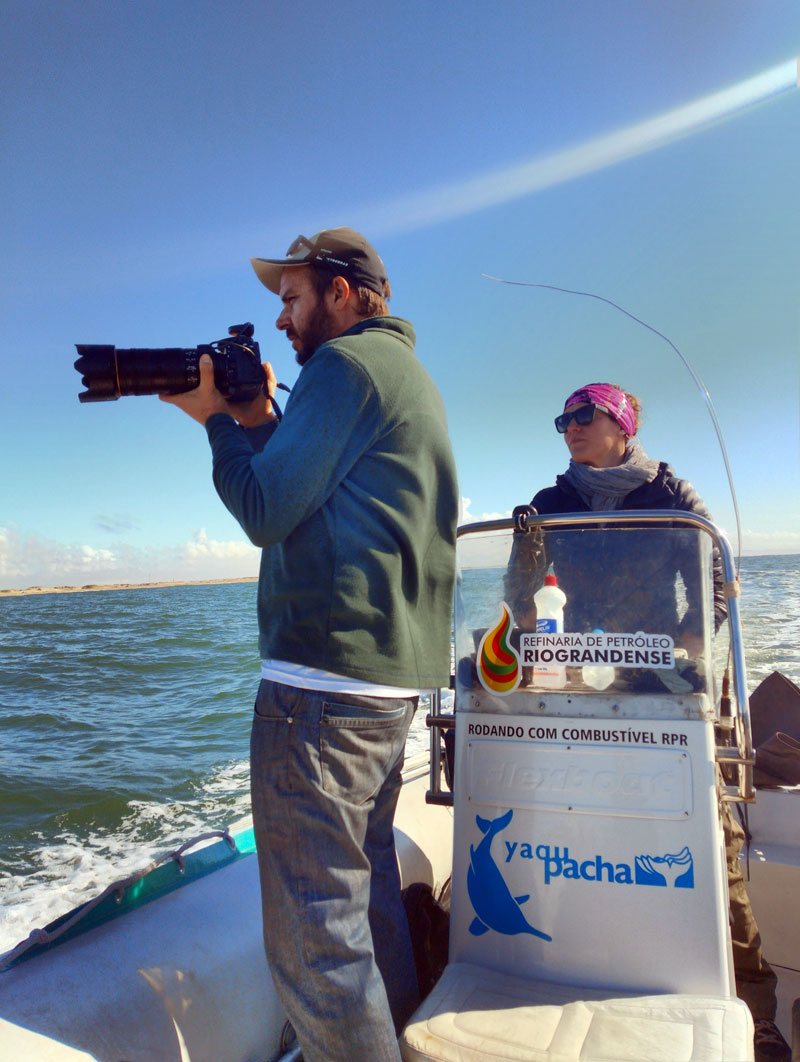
<box><xmin>482</xmin><ymin>275</ymin><xmax>743</xmax><ymax>567</ymax></box>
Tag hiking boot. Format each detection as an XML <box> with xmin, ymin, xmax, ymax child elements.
<box><xmin>753</xmin><ymin>1018</ymin><xmax>791</xmax><ymax>1062</ymax></box>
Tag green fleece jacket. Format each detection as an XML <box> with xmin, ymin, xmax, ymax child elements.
<box><xmin>205</xmin><ymin>316</ymin><xmax>458</xmax><ymax>688</ymax></box>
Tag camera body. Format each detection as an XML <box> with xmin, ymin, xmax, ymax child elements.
<box><xmin>75</xmin><ymin>323</ymin><xmax>264</xmax><ymax>404</ymax></box>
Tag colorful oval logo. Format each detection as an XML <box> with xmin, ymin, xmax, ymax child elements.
<box><xmin>477</xmin><ymin>603</ymin><xmax>521</xmax><ymax>695</ymax></box>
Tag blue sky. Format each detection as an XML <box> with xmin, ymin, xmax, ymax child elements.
<box><xmin>2</xmin><ymin>1</ymin><xmax>798</xmax><ymax>589</ymax></box>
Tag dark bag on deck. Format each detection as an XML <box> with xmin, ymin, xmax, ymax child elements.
<box><xmin>402</xmin><ymin>880</ymin><xmax>451</xmax><ymax>1000</ymax></box>
<box><xmin>754</xmin><ymin>732</ymin><xmax>800</xmax><ymax>787</ymax></box>
<box><xmin>749</xmin><ymin>671</ymin><xmax>800</xmax><ymax>748</ymax></box>
<box><xmin>749</xmin><ymin>671</ymin><xmax>800</xmax><ymax>787</ymax></box>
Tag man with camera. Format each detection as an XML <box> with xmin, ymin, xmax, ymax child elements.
<box><xmin>161</xmin><ymin>228</ymin><xmax>458</xmax><ymax>1062</ymax></box>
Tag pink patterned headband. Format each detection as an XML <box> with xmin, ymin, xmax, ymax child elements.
<box><xmin>563</xmin><ymin>383</ymin><xmax>636</xmax><ymax>437</ymax></box>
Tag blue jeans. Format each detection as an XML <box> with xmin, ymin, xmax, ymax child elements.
<box><xmin>250</xmin><ymin>679</ymin><xmax>420</xmax><ymax>1062</ymax></box>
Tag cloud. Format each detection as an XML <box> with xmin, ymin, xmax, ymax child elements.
<box><xmin>94</xmin><ymin>513</ymin><xmax>141</xmax><ymax>535</ymax></box>
<box><xmin>740</xmin><ymin>529</ymin><xmax>800</xmax><ymax>556</ymax></box>
<box><xmin>181</xmin><ymin>528</ymin><xmax>258</xmax><ymax>564</ymax></box>
<box><xmin>459</xmin><ymin>498</ymin><xmax>513</xmax><ymax>524</ymax></box>
<box><xmin>0</xmin><ymin>526</ymin><xmax>120</xmax><ymax>586</ymax></box>
<box><xmin>0</xmin><ymin>525</ymin><xmax>258</xmax><ymax>590</ymax></box>
<box><xmin>2</xmin><ymin>515</ymin><xmax>796</xmax><ymax>591</ymax></box>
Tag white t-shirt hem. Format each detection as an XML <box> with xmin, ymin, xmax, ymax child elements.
<box><xmin>260</xmin><ymin>658</ymin><xmax>420</xmax><ymax>698</ymax></box>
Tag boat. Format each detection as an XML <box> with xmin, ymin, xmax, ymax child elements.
<box><xmin>0</xmin><ymin>755</ymin><xmax>452</xmax><ymax>1062</ymax></box>
<box><xmin>1</xmin><ymin>512</ymin><xmax>798</xmax><ymax>1061</ymax></box>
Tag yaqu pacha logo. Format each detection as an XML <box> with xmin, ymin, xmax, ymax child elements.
<box><xmin>477</xmin><ymin>603</ymin><xmax>521</xmax><ymax>695</ymax></box>
<box><xmin>506</xmin><ymin>837</ymin><xmax>695</xmax><ymax>889</ymax></box>
<box><xmin>465</xmin><ymin>809</ymin><xmax>695</xmax><ymax>938</ymax></box>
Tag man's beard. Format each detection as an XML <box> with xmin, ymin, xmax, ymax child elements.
<box><xmin>294</xmin><ymin>299</ymin><xmax>336</xmax><ymax>366</ymax></box>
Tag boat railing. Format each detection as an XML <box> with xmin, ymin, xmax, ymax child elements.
<box><xmin>426</xmin><ymin>509</ymin><xmax>753</xmax><ymax>808</ymax></box>
<box><xmin>426</xmin><ymin>686</ymin><xmax>454</xmax><ymax>807</ymax></box>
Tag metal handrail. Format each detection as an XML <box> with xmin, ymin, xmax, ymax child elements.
<box><xmin>426</xmin><ymin>511</ymin><xmax>753</xmax><ymax>804</ymax></box>
<box><xmin>426</xmin><ymin>687</ymin><xmax>454</xmax><ymax>806</ymax></box>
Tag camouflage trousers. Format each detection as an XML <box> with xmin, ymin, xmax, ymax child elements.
<box><xmin>724</xmin><ymin>802</ymin><xmax>778</xmax><ymax>1021</ymax></box>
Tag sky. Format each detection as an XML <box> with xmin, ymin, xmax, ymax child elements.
<box><xmin>2</xmin><ymin>1</ymin><xmax>799</xmax><ymax>590</ymax></box>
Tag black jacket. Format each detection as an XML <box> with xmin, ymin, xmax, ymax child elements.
<box><xmin>505</xmin><ymin>462</ymin><xmax>727</xmax><ymax>639</ymax></box>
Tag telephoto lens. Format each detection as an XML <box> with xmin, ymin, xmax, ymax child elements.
<box><xmin>74</xmin><ymin>324</ymin><xmax>265</xmax><ymax>404</ymax></box>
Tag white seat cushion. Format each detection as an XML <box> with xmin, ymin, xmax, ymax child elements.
<box><xmin>399</xmin><ymin>962</ymin><xmax>754</xmax><ymax>1062</ymax></box>
<box><xmin>0</xmin><ymin>1020</ymin><xmax>96</xmax><ymax>1059</ymax></box>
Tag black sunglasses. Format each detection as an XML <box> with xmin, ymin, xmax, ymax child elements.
<box><xmin>285</xmin><ymin>234</ymin><xmax>317</xmax><ymax>260</ymax></box>
<box><xmin>554</xmin><ymin>404</ymin><xmax>598</xmax><ymax>433</ymax></box>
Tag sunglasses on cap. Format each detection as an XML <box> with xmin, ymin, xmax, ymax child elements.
<box><xmin>283</xmin><ymin>233</ymin><xmax>366</xmax><ymax>276</ymax></box>
<box><xmin>285</xmin><ymin>234</ymin><xmax>317</xmax><ymax>260</ymax></box>
<box><xmin>554</xmin><ymin>404</ymin><xmax>602</xmax><ymax>433</ymax></box>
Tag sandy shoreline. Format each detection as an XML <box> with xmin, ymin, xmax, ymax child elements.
<box><xmin>0</xmin><ymin>577</ymin><xmax>258</xmax><ymax>598</ymax></box>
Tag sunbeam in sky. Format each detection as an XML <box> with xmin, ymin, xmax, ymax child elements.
<box><xmin>359</xmin><ymin>58</ymin><xmax>799</xmax><ymax>236</ymax></box>
<box><xmin>22</xmin><ymin>60</ymin><xmax>797</xmax><ymax>298</ymax></box>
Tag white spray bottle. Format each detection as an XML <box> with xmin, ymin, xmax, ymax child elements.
<box><xmin>533</xmin><ymin>567</ymin><xmax>567</xmax><ymax>688</ymax></box>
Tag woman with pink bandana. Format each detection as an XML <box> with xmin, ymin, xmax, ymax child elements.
<box><xmin>512</xmin><ymin>381</ymin><xmax>787</xmax><ymax>1062</ymax></box>
<box><xmin>518</xmin><ymin>381</ymin><xmax>726</xmax><ymax>648</ymax></box>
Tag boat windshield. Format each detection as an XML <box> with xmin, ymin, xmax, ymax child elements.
<box><xmin>455</xmin><ymin>521</ymin><xmax>716</xmax><ymax>707</ymax></box>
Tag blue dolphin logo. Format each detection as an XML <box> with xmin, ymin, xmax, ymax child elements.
<box><xmin>467</xmin><ymin>809</ymin><xmax>552</xmax><ymax>940</ymax></box>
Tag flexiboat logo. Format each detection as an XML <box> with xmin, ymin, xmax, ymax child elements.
<box><xmin>509</xmin><ymin>841</ymin><xmax>695</xmax><ymax>889</ymax></box>
<box><xmin>467</xmin><ymin>809</ymin><xmax>552</xmax><ymax>940</ymax></box>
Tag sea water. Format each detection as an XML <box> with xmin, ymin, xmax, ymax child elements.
<box><xmin>1</xmin><ymin>556</ymin><xmax>798</xmax><ymax>952</ymax></box>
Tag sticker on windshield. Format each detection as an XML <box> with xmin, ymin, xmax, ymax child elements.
<box><xmin>520</xmin><ymin>631</ymin><xmax>675</xmax><ymax>670</ymax></box>
<box><xmin>477</xmin><ymin>603</ymin><xmax>521</xmax><ymax>695</ymax></box>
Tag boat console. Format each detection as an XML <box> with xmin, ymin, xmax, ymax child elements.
<box><xmin>402</xmin><ymin>512</ymin><xmax>755</xmax><ymax>1062</ymax></box>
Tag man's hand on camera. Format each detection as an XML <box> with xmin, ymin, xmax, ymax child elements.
<box><xmin>228</xmin><ymin>361</ymin><xmax>278</xmax><ymax>428</ymax></box>
<box><xmin>159</xmin><ymin>354</ymin><xmax>230</xmax><ymax>424</ymax></box>
<box><xmin>159</xmin><ymin>355</ymin><xmax>277</xmax><ymax>427</ymax></box>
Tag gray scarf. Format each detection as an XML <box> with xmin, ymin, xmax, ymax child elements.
<box><xmin>562</xmin><ymin>440</ymin><xmax>661</xmax><ymax>511</ymax></box>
